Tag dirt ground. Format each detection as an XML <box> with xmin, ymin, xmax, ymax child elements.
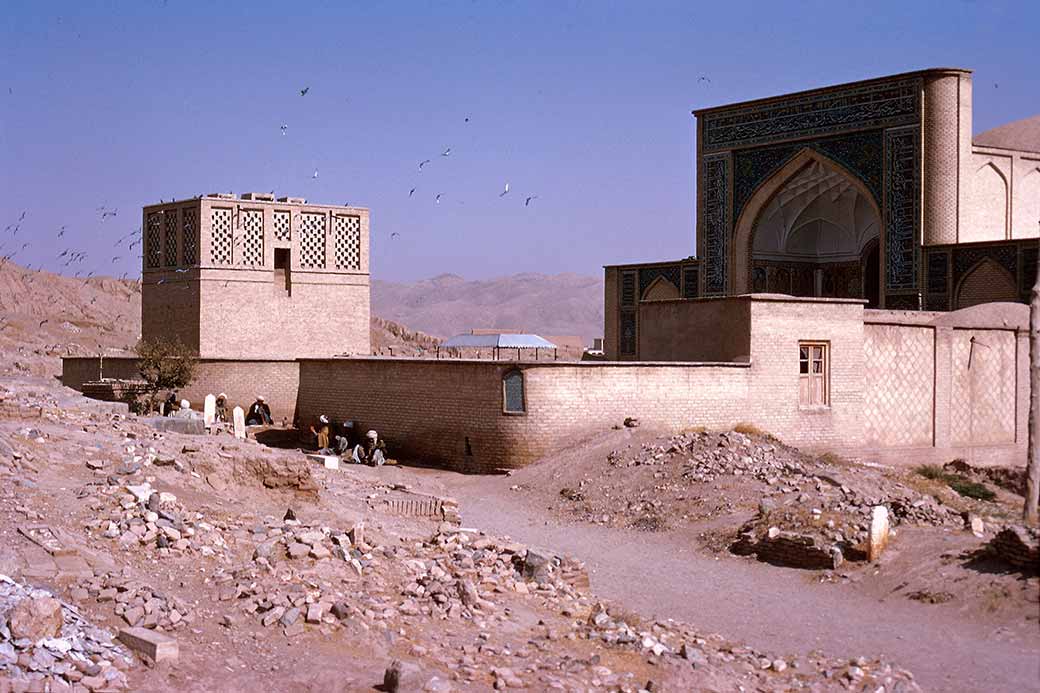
<box><xmin>1</xmin><ymin>374</ymin><xmax>934</xmax><ymax>692</ymax></box>
<box><xmin>339</xmin><ymin>424</ymin><xmax>1040</xmax><ymax>692</ymax></box>
<box><xmin>394</xmin><ymin>425</ymin><xmax>1039</xmax><ymax>693</ymax></box>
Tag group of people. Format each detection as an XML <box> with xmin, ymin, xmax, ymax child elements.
<box><xmin>310</xmin><ymin>415</ymin><xmax>388</xmax><ymax>466</ymax></box>
<box><xmin>159</xmin><ymin>391</ymin><xmax>389</xmax><ymax>466</ymax></box>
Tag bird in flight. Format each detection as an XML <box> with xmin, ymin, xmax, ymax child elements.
<box><xmin>698</xmin><ymin>76</ymin><xmax>711</xmax><ymax>83</ymax></box>
<box><xmin>435</xmin><ymin>194</ymin><xmax>442</xmax><ymax>204</ymax></box>
<box><xmin>280</xmin><ymin>124</ymin><xmax>288</xmax><ymax>135</ymax></box>
<box><xmin>57</xmin><ymin>226</ymin><xmax>66</xmax><ymax>237</ymax></box>
<box><xmin>390</xmin><ymin>232</ymin><xmax>400</xmax><ymax>239</ymax></box>
<box><xmin>300</xmin><ymin>87</ymin><xmax>309</xmax><ymax>96</ymax></box>
<box><xmin>39</xmin><ymin>319</ymin><xmax>49</xmax><ymax>328</ymax></box>
<box><xmin>312</xmin><ymin>170</ymin><xmax>319</xmax><ymax>179</ymax></box>
<box><xmin>409</xmin><ymin>188</ymin><xmax>416</xmax><ymax>198</ymax></box>
<box><xmin>525</xmin><ymin>195</ymin><xmax>538</xmax><ymax>207</ymax></box>
<box><xmin>441</xmin><ymin>147</ymin><xmax>452</xmax><ymax>157</ymax></box>
<box><xmin>499</xmin><ymin>183</ymin><xmax>510</xmax><ymax>197</ymax></box>
<box><xmin>418</xmin><ymin>159</ymin><xmax>431</xmax><ymax>171</ymax></box>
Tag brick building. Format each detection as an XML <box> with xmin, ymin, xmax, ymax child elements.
<box><xmin>142</xmin><ymin>193</ymin><xmax>370</xmax><ymax>359</ymax></box>
<box><xmin>605</xmin><ymin>68</ymin><xmax>1039</xmax><ymax>361</ymax></box>
<box><xmin>61</xmin><ymin>68</ymin><xmax>1033</xmax><ymax>473</ymax></box>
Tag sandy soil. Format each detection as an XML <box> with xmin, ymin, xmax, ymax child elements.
<box><xmin>376</xmin><ymin>426</ymin><xmax>1039</xmax><ymax>693</ymax></box>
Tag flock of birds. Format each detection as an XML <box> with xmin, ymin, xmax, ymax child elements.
<box><xmin>289</xmin><ymin>85</ymin><xmax>541</xmax><ymax>236</ymax></box>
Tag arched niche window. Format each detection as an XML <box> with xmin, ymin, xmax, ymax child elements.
<box><xmin>502</xmin><ymin>369</ymin><xmax>525</xmax><ymax>414</ymax></box>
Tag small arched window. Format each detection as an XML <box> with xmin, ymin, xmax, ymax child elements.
<box><xmin>502</xmin><ymin>369</ymin><xmax>525</xmax><ymax>414</ymax></box>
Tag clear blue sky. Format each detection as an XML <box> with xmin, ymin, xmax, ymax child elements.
<box><xmin>2</xmin><ymin>1</ymin><xmax>1037</xmax><ymax>282</ymax></box>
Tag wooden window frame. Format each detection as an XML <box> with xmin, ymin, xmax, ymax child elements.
<box><xmin>798</xmin><ymin>341</ymin><xmax>830</xmax><ymax>409</ymax></box>
<box><xmin>502</xmin><ymin>369</ymin><xmax>526</xmax><ymax>415</ymax></box>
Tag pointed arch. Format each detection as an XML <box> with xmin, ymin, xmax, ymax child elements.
<box><xmin>964</xmin><ymin>161</ymin><xmax>1009</xmax><ymax>242</ymax></box>
<box><xmin>954</xmin><ymin>258</ymin><xmax>1017</xmax><ymax>310</ymax></box>
<box><xmin>1014</xmin><ymin>166</ymin><xmax>1040</xmax><ymax>239</ymax></box>
<box><xmin>731</xmin><ymin>147</ymin><xmax>882</xmax><ymax>295</ymax></box>
<box><xmin>641</xmin><ymin>275</ymin><xmax>680</xmax><ymax>301</ymax></box>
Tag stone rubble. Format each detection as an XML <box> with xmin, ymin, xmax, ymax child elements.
<box><xmin>0</xmin><ymin>574</ymin><xmax>134</xmax><ymax>691</ymax></box>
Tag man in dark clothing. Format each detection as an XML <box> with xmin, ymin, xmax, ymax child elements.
<box><xmin>214</xmin><ymin>393</ymin><xmax>230</xmax><ymax>423</ymax></box>
<box><xmin>246</xmin><ymin>396</ymin><xmax>273</xmax><ymax>426</ymax></box>
<box><xmin>352</xmin><ymin>430</ymin><xmax>387</xmax><ymax>466</ymax></box>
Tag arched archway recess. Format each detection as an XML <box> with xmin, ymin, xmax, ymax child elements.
<box><xmin>954</xmin><ymin>258</ymin><xmax>1018</xmax><ymax>309</ymax></box>
<box><xmin>731</xmin><ymin>148</ymin><xmax>883</xmax><ymax>305</ymax></box>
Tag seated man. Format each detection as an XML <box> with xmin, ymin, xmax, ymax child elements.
<box><xmin>171</xmin><ymin>399</ymin><xmax>197</xmax><ymax>419</ymax></box>
<box><xmin>214</xmin><ymin>393</ymin><xmax>230</xmax><ymax>423</ymax></box>
<box><xmin>352</xmin><ymin>430</ymin><xmax>387</xmax><ymax>467</ymax></box>
<box><xmin>310</xmin><ymin>415</ymin><xmax>331</xmax><ymax>452</ymax></box>
<box><xmin>246</xmin><ymin>396</ymin><xmax>273</xmax><ymax>426</ymax></box>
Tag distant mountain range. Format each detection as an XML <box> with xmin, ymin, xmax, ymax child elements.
<box><xmin>372</xmin><ymin>272</ymin><xmax>605</xmax><ymax>344</ymax></box>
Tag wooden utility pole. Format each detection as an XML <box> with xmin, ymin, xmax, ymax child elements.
<box><xmin>1026</xmin><ymin>227</ymin><xmax>1040</xmax><ymax>524</ymax></box>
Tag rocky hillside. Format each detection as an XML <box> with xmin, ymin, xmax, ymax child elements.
<box><xmin>0</xmin><ymin>262</ymin><xmax>443</xmax><ymax>374</ymax></box>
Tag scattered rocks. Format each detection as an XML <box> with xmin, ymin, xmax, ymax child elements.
<box><xmin>0</xmin><ymin>574</ymin><xmax>132</xmax><ymax>690</ymax></box>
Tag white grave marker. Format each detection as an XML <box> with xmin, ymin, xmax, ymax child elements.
<box><xmin>233</xmin><ymin>406</ymin><xmax>246</xmax><ymax>439</ymax></box>
<box><xmin>868</xmin><ymin>505</ymin><xmax>890</xmax><ymax>561</ymax></box>
<box><xmin>203</xmin><ymin>394</ymin><xmax>216</xmax><ymax>427</ymax></box>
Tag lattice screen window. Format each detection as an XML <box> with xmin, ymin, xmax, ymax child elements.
<box><xmin>620</xmin><ymin>312</ymin><xmax>636</xmax><ymax>355</ymax></box>
<box><xmin>182</xmin><ymin>208</ymin><xmax>198</xmax><ymax>265</ymax></box>
<box><xmin>621</xmin><ymin>272</ymin><xmax>636</xmax><ymax>306</ymax></box>
<box><xmin>299</xmin><ymin>213</ymin><xmax>326</xmax><ymax>269</ymax></box>
<box><xmin>273</xmin><ymin>210</ymin><xmax>291</xmax><ymax>241</ymax></box>
<box><xmin>503</xmin><ymin>370</ymin><xmax>525</xmax><ymax>413</ymax></box>
<box><xmin>798</xmin><ymin>342</ymin><xmax>830</xmax><ymax>407</ymax></box>
<box><xmin>210</xmin><ymin>208</ymin><xmax>233</xmax><ymax>265</ymax></box>
<box><xmin>334</xmin><ymin>215</ymin><xmax>362</xmax><ymax>270</ymax></box>
<box><xmin>164</xmin><ymin>209</ymin><xmax>178</xmax><ymax>266</ymax></box>
<box><xmin>242</xmin><ymin>209</ymin><xmax>264</xmax><ymax>266</ymax></box>
<box><xmin>145</xmin><ymin>212</ymin><xmax>161</xmax><ymax>269</ymax></box>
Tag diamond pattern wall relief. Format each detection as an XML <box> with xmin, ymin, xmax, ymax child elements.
<box><xmin>863</xmin><ymin>325</ymin><xmax>934</xmax><ymax>446</ymax></box>
<box><xmin>211</xmin><ymin>208</ymin><xmax>233</xmax><ymax>265</ymax></box>
<box><xmin>242</xmin><ymin>209</ymin><xmax>264</xmax><ymax>266</ymax></box>
<box><xmin>300</xmin><ymin>213</ymin><xmax>326</xmax><ymax>269</ymax></box>
<box><xmin>334</xmin><ymin>215</ymin><xmax>361</xmax><ymax>270</ymax></box>
<box><xmin>952</xmin><ymin>330</ymin><xmax>1015</xmax><ymax>445</ymax></box>
<box><xmin>145</xmin><ymin>212</ymin><xmax>161</xmax><ymax>269</ymax></box>
<box><xmin>164</xmin><ymin>209</ymin><xmax>178</xmax><ymax>266</ymax></box>
<box><xmin>274</xmin><ymin>210</ymin><xmax>291</xmax><ymax>241</ymax></box>
<box><xmin>182</xmin><ymin>208</ymin><xmax>197</xmax><ymax>265</ymax></box>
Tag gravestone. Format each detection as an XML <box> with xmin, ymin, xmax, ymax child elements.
<box><xmin>868</xmin><ymin>505</ymin><xmax>890</xmax><ymax>561</ymax></box>
<box><xmin>233</xmin><ymin>406</ymin><xmax>245</xmax><ymax>439</ymax></box>
<box><xmin>203</xmin><ymin>394</ymin><xmax>216</xmax><ymax>427</ymax></box>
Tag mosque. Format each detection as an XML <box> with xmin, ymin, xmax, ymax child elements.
<box><xmin>605</xmin><ymin>68</ymin><xmax>1039</xmax><ymax>360</ymax></box>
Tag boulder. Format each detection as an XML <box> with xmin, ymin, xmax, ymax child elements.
<box><xmin>6</xmin><ymin>596</ymin><xmax>63</xmax><ymax>642</ymax></box>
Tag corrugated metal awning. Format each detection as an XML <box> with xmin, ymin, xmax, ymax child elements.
<box><xmin>441</xmin><ymin>333</ymin><xmax>557</xmax><ymax>349</ymax></box>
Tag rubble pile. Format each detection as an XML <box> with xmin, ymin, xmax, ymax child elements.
<box><xmin>580</xmin><ymin>601</ymin><xmax>921</xmax><ymax>691</ymax></box>
<box><xmin>84</xmin><ymin>482</ymin><xmax>231</xmax><ymax>559</ymax></box>
<box><xmin>1</xmin><ymin>575</ymin><xmax>133</xmax><ymax>691</ymax></box>
<box><xmin>73</xmin><ymin>573</ymin><xmax>194</xmax><ymax>632</ymax></box>
<box><xmin>563</xmin><ymin>430</ymin><xmax>966</xmax><ymax>540</ymax></box>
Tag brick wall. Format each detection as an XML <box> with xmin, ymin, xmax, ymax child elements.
<box><xmin>61</xmin><ymin>357</ymin><xmax>299</xmax><ymax>422</ymax></box>
<box><xmin>295</xmin><ymin>358</ymin><xmax>755</xmax><ymax>473</ymax></box>
<box><xmin>639</xmin><ymin>297</ymin><xmax>750</xmax><ymax>362</ymax></box>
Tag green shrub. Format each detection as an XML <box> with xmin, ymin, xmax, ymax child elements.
<box><xmin>915</xmin><ymin>464</ymin><xmax>948</xmax><ymax>481</ymax></box>
<box><xmin>947</xmin><ymin>478</ymin><xmax>996</xmax><ymax>501</ymax></box>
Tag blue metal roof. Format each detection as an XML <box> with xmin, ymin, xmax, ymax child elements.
<box><xmin>441</xmin><ymin>333</ymin><xmax>557</xmax><ymax>349</ymax></box>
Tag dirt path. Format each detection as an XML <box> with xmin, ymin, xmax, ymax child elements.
<box><xmin>430</xmin><ymin>472</ymin><xmax>1040</xmax><ymax>693</ymax></box>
